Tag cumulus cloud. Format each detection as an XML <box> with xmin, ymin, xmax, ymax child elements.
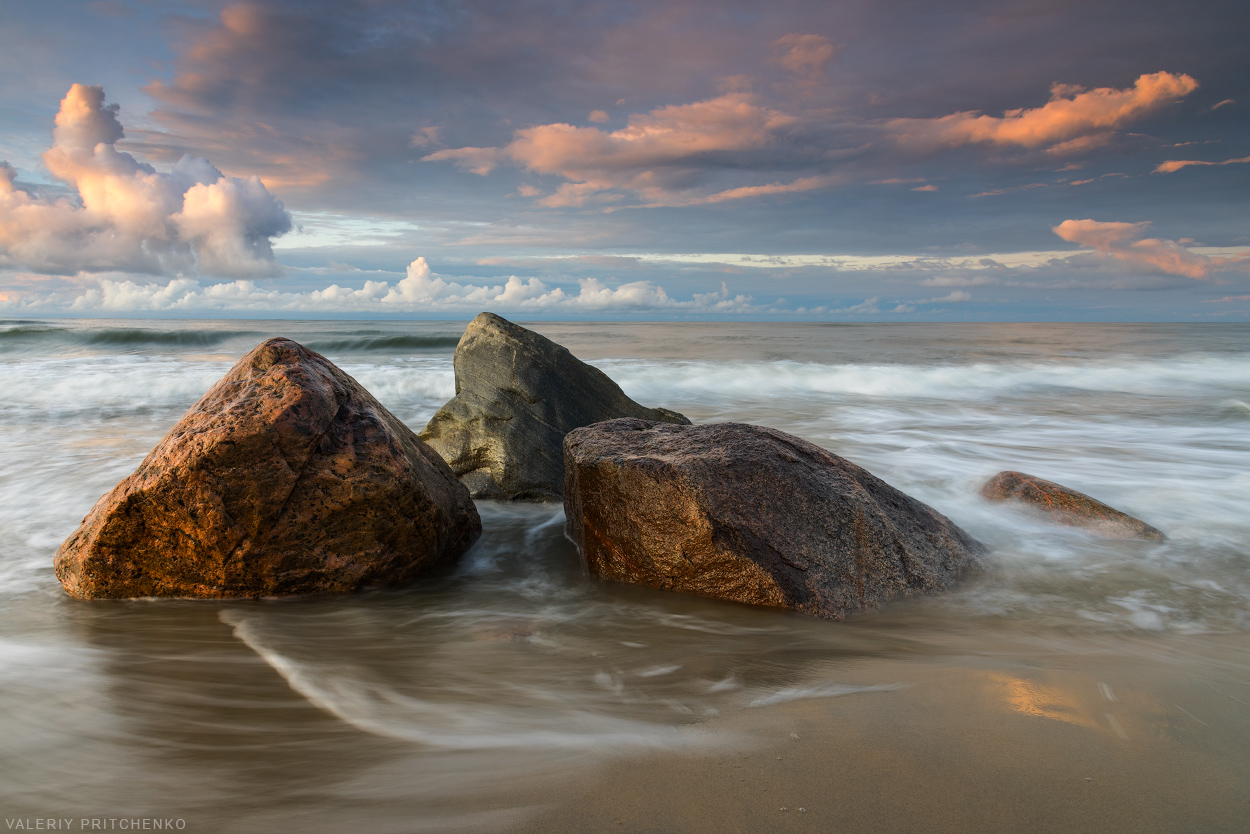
<box><xmin>888</xmin><ymin>72</ymin><xmax>1198</xmax><ymax>153</ymax></box>
<box><xmin>425</xmin><ymin>92</ymin><xmax>807</xmax><ymax>207</ymax></box>
<box><xmin>0</xmin><ymin>84</ymin><xmax>291</xmax><ymax>277</ymax></box>
<box><xmin>1153</xmin><ymin>153</ymin><xmax>1250</xmax><ymax>173</ymax></box>
<box><xmin>1052</xmin><ymin>218</ymin><xmax>1232</xmax><ymax>279</ymax></box>
<box><xmin>1</xmin><ymin>257</ymin><xmax>762</xmax><ymax>315</ymax></box>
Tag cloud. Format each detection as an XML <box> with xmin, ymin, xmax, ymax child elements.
<box><xmin>1052</xmin><ymin>218</ymin><xmax>1225</xmax><ymax>279</ymax></box>
<box><xmin>425</xmin><ymin>69</ymin><xmax>1205</xmax><ymax>210</ymax></box>
<box><xmin>692</xmin><ymin>175</ymin><xmax>842</xmax><ymax>205</ymax></box>
<box><xmin>917</xmin><ymin>290</ymin><xmax>971</xmax><ymax>303</ymax></box>
<box><xmin>970</xmin><ymin>182</ymin><xmax>1049</xmax><ymax>198</ymax></box>
<box><xmin>888</xmin><ymin>72</ymin><xmax>1198</xmax><ymax>153</ymax></box>
<box><xmin>1153</xmin><ymin>154</ymin><xmax>1250</xmax><ymax>173</ymax></box>
<box><xmin>920</xmin><ymin>273</ymin><xmax>1002</xmax><ymax>287</ymax></box>
<box><xmin>772</xmin><ymin>34</ymin><xmax>837</xmax><ymax>81</ymax></box>
<box><xmin>426</xmin><ymin>92</ymin><xmax>808</xmax><ymax>207</ymax></box>
<box><xmin>408</xmin><ymin>126</ymin><xmax>442</xmax><ymax>148</ymax></box>
<box><xmin>588</xmin><ymin>110</ymin><xmax>609</xmax><ymax>123</ymax></box>
<box><xmin>1</xmin><ymin>257</ymin><xmax>762</xmax><ymax>315</ymax></box>
<box><xmin>791</xmin><ymin>297</ymin><xmax>914</xmax><ymax>315</ymax></box>
<box><xmin>0</xmin><ymin>85</ymin><xmax>290</xmax><ymax>277</ymax></box>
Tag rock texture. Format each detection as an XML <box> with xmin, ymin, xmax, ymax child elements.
<box><xmin>563</xmin><ymin>419</ymin><xmax>985</xmax><ymax>620</ymax></box>
<box><xmin>420</xmin><ymin>312</ymin><xmax>689</xmax><ymax>500</ymax></box>
<box><xmin>981</xmin><ymin>470</ymin><xmax>1165</xmax><ymax>540</ymax></box>
<box><xmin>55</xmin><ymin>338</ymin><xmax>481</xmax><ymax>599</ymax></box>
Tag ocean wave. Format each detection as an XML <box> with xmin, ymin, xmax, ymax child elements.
<box><xmin>305</xmin><ymin>334</ymin><xmax>462</xmax><ymax>353</ymax></box>
<box><xmin>600</xmin><ymin>353</ymin><xmax>1250</xmax><ymax>402</ymax></box>
<box><xmin>79</xmin><ymin>328</ymin><xmax>258</xmax><ymax>348</ymax></box>
<box><xmin>0</xmin><ymin>356</ymin><xmax>455</xmax><ymax>420</ymax></box>
<box><xmin>0</xmin><ymin>324</ymin><xmax>258</xmax><ymax>351</ymax></box>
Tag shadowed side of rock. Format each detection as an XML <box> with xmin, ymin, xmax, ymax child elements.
<box><xmin>564</xmin><ymin>419</ymin><xmax>986</xmax><ymax>620</ymax></box>
<box><xmin>981</xmin><ymin>470</ymin><xmax>1165</xmax><ymax>540</ymax></box>
<box><xmin>54</xmin><ymin>338</ymin><xmax>482</xmax><ymax>599</ymax></box>
<box><xmin>420</xmin><ymin>312</ymin><xmax>689</xmax><ymax>500</ymax></box>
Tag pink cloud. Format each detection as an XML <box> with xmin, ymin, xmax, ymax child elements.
<box><xmin>1153</xmin><ymin>154</ymin><xmax>1250</xmax><ymax>173</ymax></box>
<box><xmin>772</xmin><ymin>34</ymin><xmax>837</xmax><ymax>81</ymax></box>
<box><xmin>1052</xmin><ymin>218</ymin><xmax>1222</xmax><ymax>279</ymax></box>
<box><xmin>0</xmin><ymin>85</ymin><xmax>290</xmax><ymax>277</ymax></box>
<box><xmin>889</xmin><ymin>72</ymin><xmax>1198</xmax><ymax>153</ymax></box>
<box><xmin>426</xmin><ymin>92</ymin><xmax>801</xmax><ymax>206</ymax></box>
<box><xmin>693</xmin><ymin>175</ymin><xmax>841</xmax><ymax>205</ymax></box>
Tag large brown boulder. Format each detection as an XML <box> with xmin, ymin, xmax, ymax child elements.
<box><xmin>981</xmin><ymin>471</ymin><xmax>1165</xmax><ymax>540</ymax></box>
<box><xmin>55</xmin><ymin>338</ymin><xmax>481</xmax><ymax>599</ymax></box>
<box><xmin>563</xmin><ymin>419</ymin><xmax>985</xmax><ymax>620</ymax></box>
<box><xmin>420</xmin><ymin>312</ymin><xmax>689</xmax><ymax>501</ymax></box>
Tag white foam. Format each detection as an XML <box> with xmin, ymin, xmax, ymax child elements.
<box><xmin>747</xmin><ymin>682</ymin><xmax>907</xmax><ymax>708</ymax></box>
<box><xmin>222</xmin><ymin>611</ymin><xmax>714</xmax><ymax>751</ymax></box>
<box><xmin>598</xmin><ymin>353</ymin><xmax>1250</xmax><ymax>402</ymax></box>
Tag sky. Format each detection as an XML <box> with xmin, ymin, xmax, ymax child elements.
<box><xmin>1</xmin><ymin>0</ymin><xmax>1248</xmax><ymax>320</ymax></box>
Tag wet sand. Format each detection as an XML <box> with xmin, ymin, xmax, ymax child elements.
<box><xmin>518</xmin><ymin>630</ymin><xmax>1250</xmax><ymax>834</ymax></box>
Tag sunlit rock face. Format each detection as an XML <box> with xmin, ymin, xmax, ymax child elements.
<box><xmin>55</xmin><ymin>338</ymin><xmax>481</xmax><ymax>599</ymax></box>
<box><xmin>420</xmin><ymin>312</ymin><xmax>689</xmax><ymax>500</ymax></box>
<box><xmin>981</xmin><ymin>471</ymin><xmax>1166</xmax><ymax>540</ymax></box>
<box><xmin>563</xmin><ymin>419</ymin><xmax>986</xmax><ymax>620</ymax></box>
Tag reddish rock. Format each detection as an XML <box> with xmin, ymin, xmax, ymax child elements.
<box><xmin>54</xmin><ymin>338</ymin><xmax>481</xmax><ymax>599</ymax></box>
<box><xmin>563</xmin><ymin>419</ymin><xmax>985</xmax><ymax>620</ymax></box>
<box><xmin>980</xmin><ymin>470</ymin><xmax>1165</xmax><ymax>540</ymax></box>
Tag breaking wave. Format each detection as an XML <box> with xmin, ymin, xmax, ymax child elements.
<box><xmin>304</xmin><ymin>334</ymin><xmax>462</xmax><ymax>353</ymax></box>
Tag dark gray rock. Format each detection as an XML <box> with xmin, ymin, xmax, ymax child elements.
<box><xmin>420</xmin><ymin>312</ymin><xmax>689</xmax><ymax>500</ymax></box>
<box><xmin>55</xmin><ymin>338</ymin><xmax>481</xmax><ymax>599</ymax></box>
<box><xmin>564</xmin><ymin>419</ymin><xmax>986</xmax><ymax>620</ymax></box>
<box><xmin>981</xmin><ymin>470</ymin><xmax>1165</xmax><ymax>540</ymax></box>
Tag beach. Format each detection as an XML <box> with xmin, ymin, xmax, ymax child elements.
<box><xmin>2</xmin><ymin>319</ymin><xmax>1248</xmax><ymax>832</ymax></box>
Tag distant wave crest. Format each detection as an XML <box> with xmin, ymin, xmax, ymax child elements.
<box><xmin>305</xmin><ymin>334</ymin><xmax>461</xmax><ymax>352</ymax></box>
<box><xmin>0</xmin><ymin>325</ymin><xmax>256</xmax><ymax>350</ymax></box>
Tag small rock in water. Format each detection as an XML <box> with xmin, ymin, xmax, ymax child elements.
<box><xmin>421</xmin><ymin>312</ymin><xmax>689</xmax><ymax>500</ymax></box>
<box><xmin>980</xmin><ymin>470</ymin><xmax>1165</xmax><ymax>540</ymax></box>
<box><xmin>55</xmin><ymin>338</ymin><xmax>481</xmax><ymax>599</ymax></box>
<box><xmin>563</xmin><ymin>419</ymin><xmax>986</xmax><ymax>620</ymax></box>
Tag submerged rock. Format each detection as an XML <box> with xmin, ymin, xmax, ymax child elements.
<box><xmin>563</xmin><ymin>419</ymin><xmax>985</xmax><ymax>620</ymax></box>
<box><xmin>55</xmin><ymin>338</ymin><xmax>481</xmax><ymax>599</ymax></box>
<box><xmin>420</xmin><ymin>312</ymin><xmax>689</xmax><ymax>500</ymax></box>
<box><xmin>981</xmin><ymin>470</ymin><xmax>1165</xmax><ymax>540</ymax></box>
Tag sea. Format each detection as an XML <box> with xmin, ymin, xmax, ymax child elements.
<box><xmin>1</xmin><ymin>319</ymin><xmax>1247</xmax><ymax>833</ymax></box>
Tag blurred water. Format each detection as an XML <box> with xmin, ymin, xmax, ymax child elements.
<box><xmin>1</xmin><ymin>319</ymin><xmax>1247</xmax><ymax>831</ymax></box>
